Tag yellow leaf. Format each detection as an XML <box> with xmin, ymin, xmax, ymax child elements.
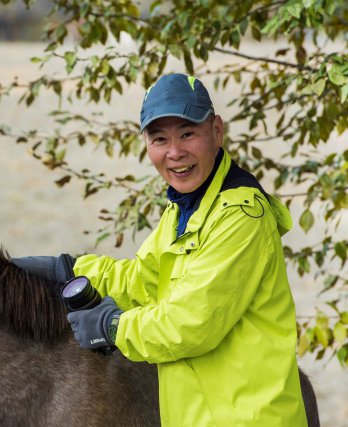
<box><xmin>298</xmin><ymin>333</ymin><xmax>309</xmax><ymax>356</ymax></box>
<box><xmin>314</xmin><ymin>325</ymin><xmax>329</xmax><ymax>347</ymax></box>
<box><xmin>334</xmin><ymin>322</ymin><xmax>347</xmax><ymax>343</ymax></box>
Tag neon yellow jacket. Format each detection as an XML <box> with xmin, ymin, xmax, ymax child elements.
<box><xmin>74</xmin><ymin>151</ymin><xmax>308</xmax><ymax>427</ymax></box>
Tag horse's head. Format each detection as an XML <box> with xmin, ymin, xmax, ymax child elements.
<box><xmin>0</xmin><ymin>246</ymin><xmax>69</xmax><ymax>343</ymax></box>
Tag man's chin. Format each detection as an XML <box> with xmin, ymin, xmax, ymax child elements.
<box><xmin>170</xmin><ymin>181</ymin><xmax>200</xmax><ymax>194</ymax></box>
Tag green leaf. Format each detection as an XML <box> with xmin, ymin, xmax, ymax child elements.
<box><xmin>261</xmin><ymin>15</ymin><xmax>282</xmax><ymax>34</ymax></box>
<box><xmin>328</xmin><ymin>63</ymin><xmax>348</xmax><ymax>86</ymax></box>
<box><xmin>101</xmin><ymin>59</ymin><xmax>110</xmax><ymax>75</ymax></box>
<box><xmin>299</xmin><ymin>209</ymin><xmax>314</xmax><ymax>232</ymax></box>
<box><xmin>251</xmin><ymin>25</ymin><xmax>261</xmax><ymax>41</ymax></box>
<box><xmin>297</xmin><ymin>332</ymin><xmax>309</xmax><ymax>356</ymax></box>
<box><xmin>303</xmin><ymin>0</ymin><xmax>316</xmax><ymax>8</ymax></box>
<box><xmin>324</xmin><ymin>0</ymin><xmax>338</xmax><ymax>15</ymax></box>
<box><xmin>80</xmin><ymin>2</ymin><xmax>91</xmax><ymax>18</ymax></box>
<box><xmin>314</xmin><ymin>251</ymin><xmax>324</xmax><ymax>267</ymax></box>
<box><xmin>52</xmin><ymin>80</ymin><xmax>62</xmax><ymax>97</ymax></box>
<box><xmin>56</xmin><ymin>149</ymin><xmax>66</xmax><ymax>162</ymax></box>
<box><xmin>337</xmin><ymin>344</ymin><xmax>348</xmax><ymax>367</ymax></box>
<box><xmin>334</xmin><ymin>241</ymin><xmax>347</xmax><ymax>262</ymax></box>
<box><xmin>95</xmin><ymin>232</ymin><xmax>111</xmax><ymax>247</ymax></box>
<box><xmin>287</xmin><ymin>2</ymin><xmax>303</xmax><ymax>19</ymax></box>
<box><xmin>199</xmin><ymin>43</ymin><xmax>209</xmax><ymax>62</ymax></box>
<box><xmin>183</xmin><ymin>50</ymin><xmax>194</xmax><ymax>75</ymax></box>
<box><xmin>321</xmin><ymin>274</ymin><xmax>338</xmax><ymax>293</ymax></box>
<box><xmin>341</xmin><ymin>312</ymin><xmax>348</xmax><ymax>324</ymax></box>
<box><xmin>54</xmin><ymin>24</ymin><xmax>68</xmax><ymax>44</ymax></box>
<box><xmin>311</xmin><ymin>78</ymin><xmax>326</xmax><ymax>96</ymax></box>
<box><xmin>251</xmin><ymin>146</ymin><xmax>262</xmax><ymax>159</ymax></box>
<box><xmin>64</xmin><ymin>51</ymin><xmax>77</xmax><ymax>74</ymax></box>
<box><xmin>30</xmin><ymin>57</ymin><xmax>43</xmax><ymax>63</ymax></box>
<box><xmin>149</xmin><ymin>0</ymin><xmax>161</xmax><ymax>13</ymax></box>
<box><xmin>316</xmin><ymin>311</ymin><xmax>329</xmax><ymax>329</ymax></box>
<box><xmin>314</xmin><ymin>325</ymin><xmax>329</xmax><ymax>347</ymax></box>
<box><xmin>340</xmin><ymin>83</ymin><xmax>348</xmax><ymax>103</ymax></box>
<box><xmin>333</xmin><ymin>322</ymin><xmax>347</xmax><ymax>343</ymax></box>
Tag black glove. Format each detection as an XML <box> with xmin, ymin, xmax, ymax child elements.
<box><xmin>11</xmin><ymin>254</ymin><xmax>76</xmax><ymax>284</ymax></box>
<box><xmin>67</xmin><ymin>296</ymin><xmax>123</xmax><ymax>349</ymax></box>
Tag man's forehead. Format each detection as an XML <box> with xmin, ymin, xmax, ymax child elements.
<box><xmin>146</xmin><ymin>116</ymin><xmax>199</xmax><ymax>133</ymax></box>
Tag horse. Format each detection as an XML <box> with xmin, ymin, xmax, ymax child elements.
<box><xmin>0</xmin><ymin>247</ymin><xmax>160</xmax><ymax>427</ymax></box>
<box><xmin>0</xmin><ymin>247</ymin><xmax>320</xmax><ymax>426</ymax></box>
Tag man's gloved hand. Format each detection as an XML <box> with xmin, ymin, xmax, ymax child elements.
<box><xmin>11</xmin><ymin>254</ymin><xmax>76</xmax><ymax>284</ymax></box>
<box><xmin>67</xmin><ymin>296</ymin><xmax>123</xmax><ymax>349</ymax></box>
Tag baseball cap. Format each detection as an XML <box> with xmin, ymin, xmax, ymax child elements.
<box><xmin>140</xmin><ymin>73</ymin><xmax>215</xmax><ymax>132</ymax></box>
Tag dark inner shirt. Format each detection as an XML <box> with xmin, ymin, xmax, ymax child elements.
<box><xmin>167</xmin><ymin>148</ymin><xmax>224</xmax><ymax>238</ymax></box>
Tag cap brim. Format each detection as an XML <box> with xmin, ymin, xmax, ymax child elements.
<box><xmin>141</xmin><ymin>103</ymin><xmax>214</xmax><ymax>132</ymax></box>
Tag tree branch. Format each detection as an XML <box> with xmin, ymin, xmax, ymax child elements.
<box><xmin>213</xmin><ymin>47</ymin><xmax>313</xmax><ymax>71</ymax></box>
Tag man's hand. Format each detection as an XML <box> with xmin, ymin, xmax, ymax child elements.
<box><xmin>67</xmin><ymin>296</ymin><xmax>123</xmax><ymax>349</ymax></box>
<box><xmin>11</xmin><ymin>254</ymin><xmax>75</xmax><ymax>284</ymax></box>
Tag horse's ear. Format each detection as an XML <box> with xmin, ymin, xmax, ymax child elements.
<box><xmin>0</xmin><ymin>245</ymin><xmax>11</xmax><ymax>263</ymax></box>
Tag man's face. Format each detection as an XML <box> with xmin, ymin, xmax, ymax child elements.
<box><xmin>144</xmin><ymin>115</ymin><xmax>224</xmax><ymax>193</ymax></box>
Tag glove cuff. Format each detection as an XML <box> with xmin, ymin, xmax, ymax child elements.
<box><xmin>55</xmin><ymin>254</ymin><xmax>76</xmax><ymax>284</ymax></box>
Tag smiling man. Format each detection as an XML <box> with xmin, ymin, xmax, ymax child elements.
<box><xmin>145</xmin><ymin>115</ymin><xmax>223</xmax><ymax>194</ymax></box>
<box><xmin>13</xmin><ymin>74</ymin><xmax>309</xmax><ymax>427</ymax></box>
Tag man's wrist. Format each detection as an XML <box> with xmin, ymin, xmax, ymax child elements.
<box><xmin>106</xmin><ymin>310</ymin><xmax>123</xmax><ymax>343</ymax></box>
<box><xmin>67</xmin><ymin>296</ymin><xmax>123</xmax><ymax>349</ymax></box>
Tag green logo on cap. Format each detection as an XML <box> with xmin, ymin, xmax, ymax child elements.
<box><xmin>188</xmin><ymin>76</ymin><xmax>196</xmax><ymax>90</ymax></box>
<box><xmin>144</xmin><ymin>84</ymin><xmax>155</xmax><ymax>101</ymax></box>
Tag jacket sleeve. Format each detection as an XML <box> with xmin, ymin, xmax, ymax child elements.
<box><xmin>116</xmin><ymin>203</ymin><xmax>275</xmax><ymax>363</ymax></box>
<box><xmin>73</xmin><ymin>238</ymin><xmax>160</xmax><ymax>311</ymax></box>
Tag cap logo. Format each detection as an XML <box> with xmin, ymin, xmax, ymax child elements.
<box><xmin>188</xmin><ymin>76</ymin><xmax>196</xmax><ymax>90</ymax></box>
<box><xmin>144</xmin><ymin>84</ymin><xmax>155</xmax><ymax>101</ymax></box>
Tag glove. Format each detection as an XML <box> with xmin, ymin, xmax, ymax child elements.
<box><xmin>11</xmin><ymin>254</ymin><xmax>76</xmax><ymax>284</ymax></box>
<box><xmin>67</xmin><ymin>296</ymin><xmax>123</xmax><ymax>349</ymax></box>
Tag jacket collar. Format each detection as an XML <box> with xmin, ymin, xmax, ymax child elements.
<box><xmin>167</xmin><ymin>148</ymin><xmax>292</xmax><ymax>241</ymax></box>
<box><xmin>184</xmin><ymin>148</ymin><xmax>231</xmax><ymax>234</ymax></box>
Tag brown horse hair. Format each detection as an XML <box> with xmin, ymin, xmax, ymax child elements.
<box><xmin>0</xmin><ymin>247</ymin><xmax>68</xmax><ymax>343</ymax></box>
<box><xmin>0</xmin><ymin>248</ymin><xmax>319</xmax><ymax>427</ymax></box>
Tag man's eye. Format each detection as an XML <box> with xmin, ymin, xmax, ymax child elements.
<box><xmin>152</xmin><ymin>137</ymin><xmax>166</xmax><ymax>145</ymax></box>
<box><xmin>182</xmin><ymin>131</ymin><xmax>194</xmax><ymax>138</ymax></box>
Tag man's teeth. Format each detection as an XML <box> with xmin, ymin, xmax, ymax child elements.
<box><xmin>172</xmin><ymin>166</ymin><xmax>193</xmax><ymax>173</ymax></box>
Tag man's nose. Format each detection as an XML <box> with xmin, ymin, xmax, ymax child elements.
<box><xmin>166</xmin><ymin>140</ymin><xmax>186</xmax><ymax>160</ymax></box>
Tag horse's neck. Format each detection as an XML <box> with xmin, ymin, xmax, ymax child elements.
<box><xmin>0</xmin><ymin>260</ymin><xmax>68</xmax><ymax>343</ymax></box>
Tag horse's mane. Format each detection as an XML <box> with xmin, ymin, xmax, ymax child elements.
<box><xmin>0</xmin><ymin>247</ymin><xmax>69</xmax><ymax>343</ymax></box>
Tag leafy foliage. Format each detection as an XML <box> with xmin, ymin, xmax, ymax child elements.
<box><xmin>0</xmin><ymin>0</ymin><xmax>347</xmax><ymax>365</ymax></box>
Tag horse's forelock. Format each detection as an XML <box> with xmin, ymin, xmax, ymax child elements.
<box><xmin>0</xmin><ymin>247</ymin><xmax>69</xmax><ymax>343</ymax></box>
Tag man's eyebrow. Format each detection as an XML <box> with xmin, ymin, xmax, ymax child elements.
<box><xmin>146</xmin><ymin>128</ymin><xmax>163</xmax><ymax>136</ymax></box>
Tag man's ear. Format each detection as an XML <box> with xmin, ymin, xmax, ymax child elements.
<box><xmin>213</xmin><ymin>115</ymin><xmax>224</xmax><ymax>147</ymax></box>
<box><xmin>142</xmin><ymin>130</ymin><xmax>149</xmax><ymax>145</ymax></box>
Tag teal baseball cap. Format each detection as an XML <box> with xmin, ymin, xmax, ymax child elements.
<box><xmin>140</xmin><ymin>74</ymin><xmax>215</xmax><ymax>132</ymax></box>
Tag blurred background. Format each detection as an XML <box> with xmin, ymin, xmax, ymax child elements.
<box><xmin>0</xmin><ymin>0</ymin><xmax>51</xmax><ymax>40</ymax></box>
<box><xmin>0</xmin><ymin>2</ymin><xmax>347</xmax><ymax>426</ymax></box>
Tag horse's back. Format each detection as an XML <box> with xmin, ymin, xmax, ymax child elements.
<box><xmin>0</xmin><ymin>330</ymin><xmax>160</xmax><ymax>427</ymax></box>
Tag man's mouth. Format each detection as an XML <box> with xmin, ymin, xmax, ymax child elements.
<box><xmin>170</xmin><ymin>165</ymin><xmax>194</xmax><ymax>174</ymax></box>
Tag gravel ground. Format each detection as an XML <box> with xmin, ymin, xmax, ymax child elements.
<box><xmin>0</xmin><ymin>42</ymin><xmax>347</xmax><ymax>427</ymax></box>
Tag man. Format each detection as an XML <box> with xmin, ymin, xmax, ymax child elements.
<box><xmin>13</xmin><ymin>74</ymin><xmax>308</xmax><ymax>426</ymax></box>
